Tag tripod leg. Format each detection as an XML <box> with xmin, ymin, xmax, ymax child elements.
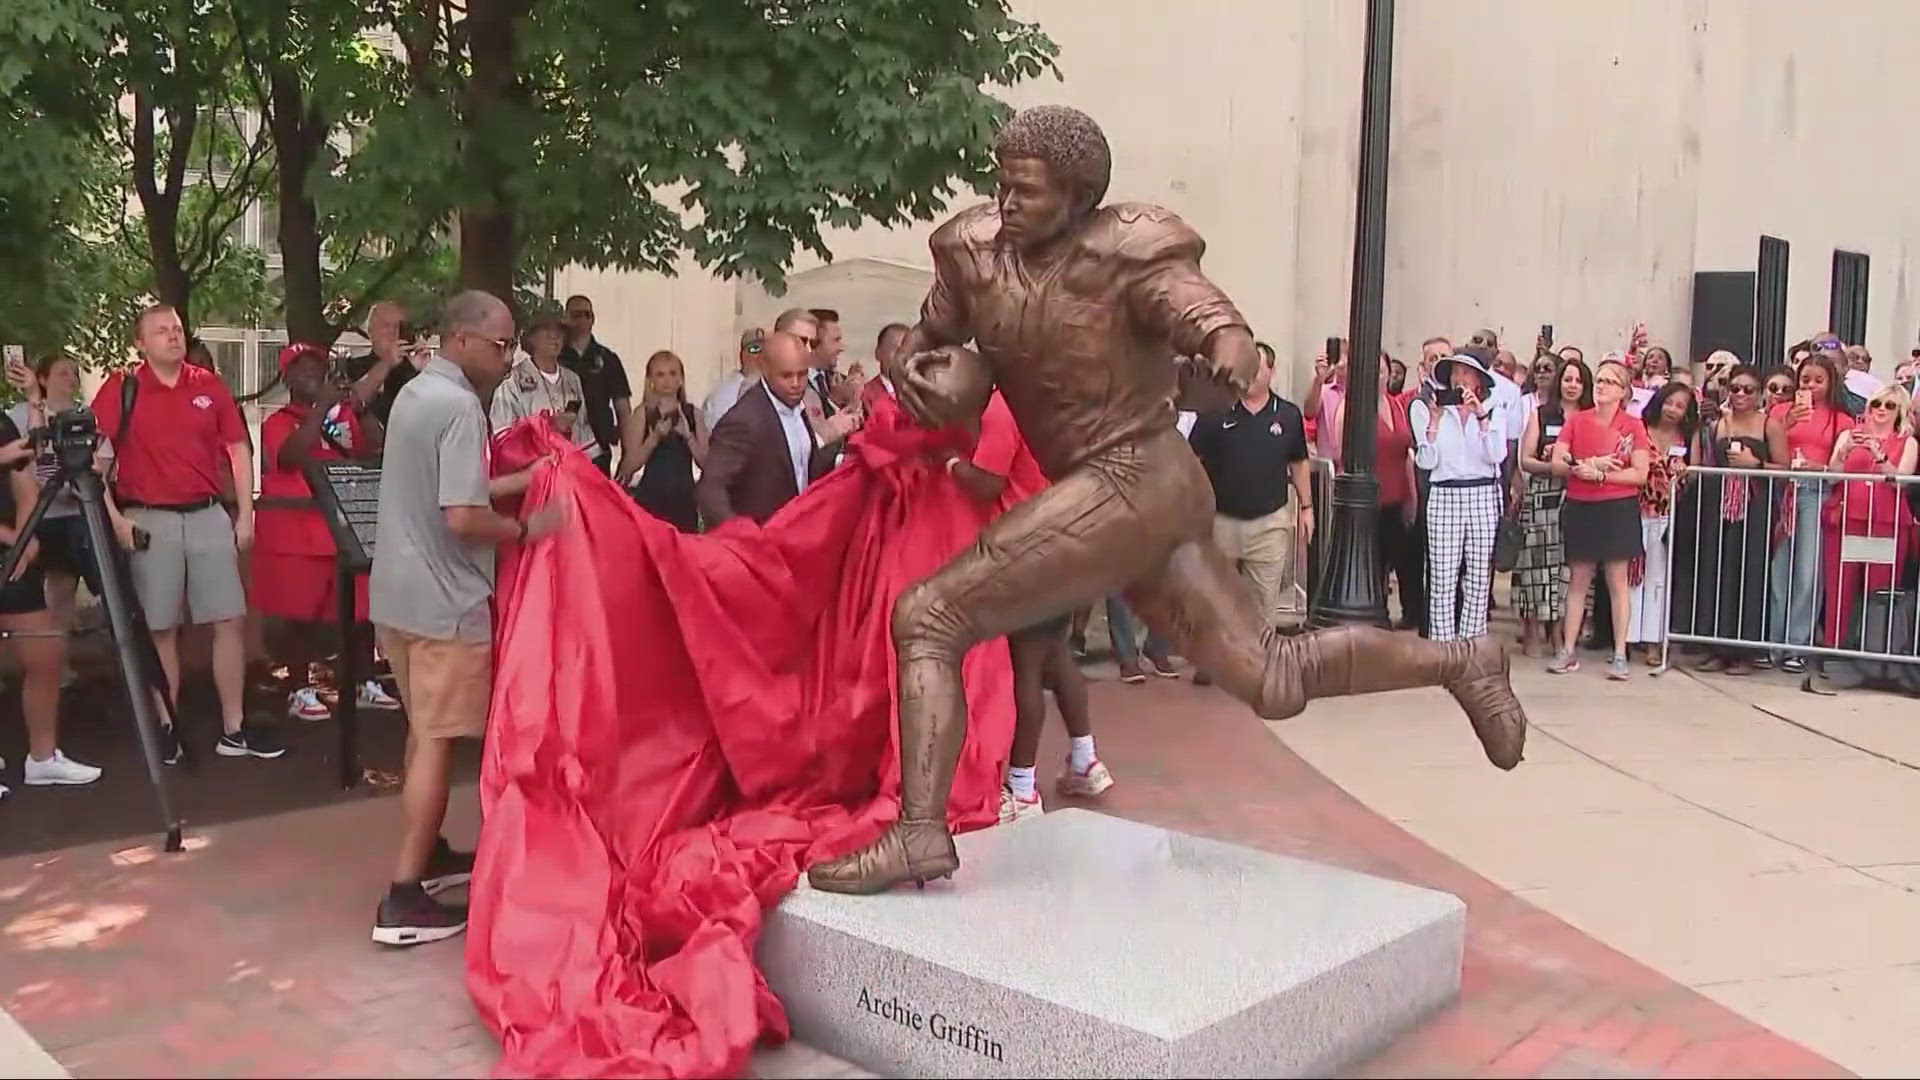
<box><xmin>336</xmin><ymin>552</ymin><xmax>360</xmax><ymax>790</ymax></box>
<box><xmin>72</xmin><ymin>474</ymin><xmax>187</xmax><ymax>849</ymax></box>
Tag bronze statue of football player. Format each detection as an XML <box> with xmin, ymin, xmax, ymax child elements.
<box><xmin>808</xmin><ymin>105</ymin><xmax>1526</xmax><ymax>895</ymax></box>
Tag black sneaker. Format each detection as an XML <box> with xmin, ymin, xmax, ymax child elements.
<box><xmin>422</xmin><ymin>837</ymin><xmax>475</xmax><ymax>895</ymax></box>
<box><xmin>371</xmin><ymin>883</ymin><xmax>468</xmax><ymax>947</ymax></box>
<box><xmin>160</xmin><ymin>725</ymin><xmax>183</xmax><ymax>765</ymax></box>
<box><xmin>216</xmin><ymin>723</ymin><xmax>287</xmax><ymax>759</ymax></box>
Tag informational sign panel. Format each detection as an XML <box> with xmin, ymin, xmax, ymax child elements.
<box><xmin>305</xmin><ymin>460</ymin><xmax>381</xmax><ymax>571</ymax></box>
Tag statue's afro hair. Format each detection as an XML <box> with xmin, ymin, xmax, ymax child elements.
<box><xmin>994</xmin><ymin>105</ymin><xmax>1112</xmax><ymax>211</ymax></box>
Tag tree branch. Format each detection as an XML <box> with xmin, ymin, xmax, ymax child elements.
<box><xmin>334</xmin><ymin>224</ymin><xmax>438</xmax><ymax>336</ymax></box>
<box><xmin>129</xmin><ymin>91</ymin><xmax>160</xmax><ymax>210</ymax></box>
<box><xmin>183</xmin><ymin>115</ymin><xmax>273</xmax><ymax>275</ymax></box>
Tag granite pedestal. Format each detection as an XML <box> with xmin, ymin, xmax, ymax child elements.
<box><xmin>759</xmin><ymin>809</ymin><xmax>1464</xmax><ymax>1078</ymax></box>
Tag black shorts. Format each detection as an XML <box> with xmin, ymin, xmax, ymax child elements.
<box><xmin>33</xmin><ymin>514</ymin><xmax>102</xmax><ymax>594</ymax></box>
<box><xmin>0</xmin><ymin>562</ymin><xmax>47</xmax><ymax>616</ymax></box>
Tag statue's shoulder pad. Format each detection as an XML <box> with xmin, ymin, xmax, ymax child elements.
<box><xmin>931</xmin><ymin>202</ymin><xmax>1001</xmax><ymax>255</ymax></box>
<box><xmin>1082</xmin><ymin>203</ymin><xmax>1205</xmax><ymax>263</ymax></box>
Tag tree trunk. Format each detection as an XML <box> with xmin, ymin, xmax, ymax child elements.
<box><xmin>268</xmin><ymin>63</ymin><xmax>330</xmax><ymax>347</ymax></box>
<box><xmin>130</xmin><ymin>92</ymin><xmax>197</xmax><ymax>332</ymax></box>
<box><xmin>457</xmin><ymin>0</ymin><xmax>526</xmax><ymax>312</ymax></box>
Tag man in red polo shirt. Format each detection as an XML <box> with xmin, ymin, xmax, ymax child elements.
<box><xmin>92</xmin><ymin>304</ymin><xmax>279</xmax><ymax>759</ymax></box>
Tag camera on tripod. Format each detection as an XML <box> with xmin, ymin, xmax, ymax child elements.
<box><xmin>43</xmin><ymin>407</ymin><xmax>100</xmax><ymax>472</ymax></box>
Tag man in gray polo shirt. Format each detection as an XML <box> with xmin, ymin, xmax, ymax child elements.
<box><xmin>369</xmin><ymin>290</ymin><xmax>560</xmax><ymax>947</ymax></box>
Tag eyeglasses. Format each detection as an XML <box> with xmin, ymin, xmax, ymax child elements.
<box><xmin>1728</xmin><ymin>383</ymin><xmax>1759</xmax><ymax>395</ymax></box>
<box><xmin>463</xmin><ymin>332</ymin><xmax>515</xmax><ymax>354</ymax></box>
<box><xmin>1596</xmin><ymin>376</ymin><xmax>1627</xmax><ymax>388</ymax></box>
<box><xmin>745</xmin><ymin>342</ymin><xmax>764</xmax><ymax>355</ymax></box>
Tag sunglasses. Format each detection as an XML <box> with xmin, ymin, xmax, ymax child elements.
<box><xmin>1533</xmin><ymin>364</ymin><xmax>1555</xmax><ymax>374</ymax></box>
<box><xmin>745</xmin><ymin>341</ymin><xmax>764</xmax><ymax>355</ymax></box>
<box><xmin>463</xmin><ymin>332</ymin><xmax>515</xmax><ymax>353</ymax></box>
<box><xmin>1728</xmin><ymin>383</ymin><xmax>1759</xmax><ymax>395</ymax></box>
<box><xmin>1869</xmin><ymin>399</ymin><xmax>1899</xmax><ymax>412</ymax></box>
<box><xmin>1766</xmin><ymin>383</ymin><xmax>1792</xmax><ymax>394</ymax></box>
<box><xmin>1596</xmin><ymin>376</ymin><xmax>1627</xmax><ymax>388</ymax></box>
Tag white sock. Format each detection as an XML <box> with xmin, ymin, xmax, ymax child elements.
<box><xmin>1069</xmin><ymin>735</ymin><xmax>1096</xmax><ymax>773</ymax></box>
<box><xmin>1007</xmin><ymin>766</ymin><xmax>1036</xmax><ymax>801</ymax></box>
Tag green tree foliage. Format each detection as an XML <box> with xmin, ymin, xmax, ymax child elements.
<box><xmin>5</xmin><ymin>0</ymin><xmax>1055</xmax><ymax>362</ymax></box>
<box><xmin>368</xmin><ymin>0</ymin><xmax>1057</xmax><ymax>300</ymax></box>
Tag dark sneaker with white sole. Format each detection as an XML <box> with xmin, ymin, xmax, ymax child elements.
<box><xmin>371</xmin><ymin>883</ymin><xmax>468</xmax><ymax>947</ymax></box>
<box><xmin>422</xmin><ymin>837</ymin><xmax>475</xmax><ymax>895</ymax></box>
<box><xmin>160</xmin><ymin>726</ymin><xmax>184</xmax><ymax>765</ymax></box>
<box><xmin>216</xmin><ymin>723</ymin><xmax>287</xmax><ymax>759</ymax></box>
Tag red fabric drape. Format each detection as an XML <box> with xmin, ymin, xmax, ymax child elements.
<box><xmin>466</xmin><ymin>396</ymin><xmax>1013</xmax><ymax>1079</ymax></box>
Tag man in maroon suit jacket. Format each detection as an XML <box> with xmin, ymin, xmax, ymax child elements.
<box><xmin>697</xmin><ymin>331</ymin><xmax>838</xmax><ymax>525</ymax></box>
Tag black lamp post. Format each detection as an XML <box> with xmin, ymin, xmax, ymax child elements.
<box><xmin>1310</xmin><ymin>0</ymin><xmax>1395</xmax><ymax>628</ymax></box>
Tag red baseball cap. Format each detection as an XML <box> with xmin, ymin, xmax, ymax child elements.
<box><xmin>278</xmin><ymin>342</ymin><xmax>328</xmax><ymax>373</ymax></box>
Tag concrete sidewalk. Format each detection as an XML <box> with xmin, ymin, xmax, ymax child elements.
<box><xmin>0</xmin><ymin>1008</ymin><xmax>65</xmax><ymax>1078</ymax></box>
<box><xmin>1279</xmin><ymin>652</ymin><xmax>1920</xmax><ymax>1078</ymax></box>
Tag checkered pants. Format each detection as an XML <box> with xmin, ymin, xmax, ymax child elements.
<box><xmin>1426</xmin><ymin>481</ymin><xmax>1502</xmax><ymax>641</ymax></box>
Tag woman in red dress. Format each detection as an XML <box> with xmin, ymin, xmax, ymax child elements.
<box><xmin>252</xmin><ymin>343</ymin><xmax>394</xmax><ymax>720</ymax></box>
<box><xmin>1820</xmin><ymin>383</ymin><xmax>1917</xmax><ymax>649</ymax></box>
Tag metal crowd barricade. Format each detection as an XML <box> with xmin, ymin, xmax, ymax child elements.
<box><xmin>1663</xmin><ymin>463</ymin><xmax>1920</xmax><ymax>685</ymax></box>
<box><xmin>1302</xmin><ymin>456</ymin><xmax>1335</xmax><ymax>608</ymax></box>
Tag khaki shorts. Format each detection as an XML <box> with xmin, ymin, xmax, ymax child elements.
<box><xmin>127</xmin><ymin>504</ymin><xmax>248</xmax><ymax>631</ymax></box>
<box><xmin>376</xmin><ymin>625</ymin><xmax>492</xmax><ymax>740</ymax></box>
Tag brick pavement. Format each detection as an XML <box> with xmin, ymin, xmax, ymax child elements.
<box><xmin>0</xmin><ymin>678</ymin><xmax>1851</xmax><ymax>1079</ymax></box>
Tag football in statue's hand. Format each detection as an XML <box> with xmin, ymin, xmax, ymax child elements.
<box><xmin>902</xmin><ymin>345</ymin><xmax>993</xmax><ymax>427</ymax></box>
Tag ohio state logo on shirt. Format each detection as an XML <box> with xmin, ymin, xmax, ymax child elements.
<box><xmin>192</xmin><ymin>395</ymin><xmax>214</xmax><ymax>409</ymax></box>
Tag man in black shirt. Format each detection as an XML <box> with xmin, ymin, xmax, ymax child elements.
<box><xmin>559</xmin><ymin>294</ymin><xmax>631</xmax><ymax>475</ymax></box>
<box><xmin>346</xmin><ymin>301</ymin><xmax>420</xmax><ymax>424</ymax></box>
<box><xmin>1188</xmin><ymin>341</ymin><xmax>1314</xmax><ymax>633</ymax></box>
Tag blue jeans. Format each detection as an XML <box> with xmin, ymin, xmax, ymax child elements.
<box><xmin>1105</xmin><ymin>596</ymin><xmax>1167</xmax><ymax>665</ymax></box>
<box><xmin>1767</xmin><ymin>478</ymin><xmax>1825</xmax><ymax>652</ymax></box>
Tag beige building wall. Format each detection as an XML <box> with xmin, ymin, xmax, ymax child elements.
<box><xmin>560</xmin><ymin>0</ymin><xmax>1920</xmax><ymax>408</ymax></box>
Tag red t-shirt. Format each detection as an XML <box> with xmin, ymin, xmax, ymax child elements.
<box><xmin>92</xmin><ymin>362</ymin><xmax>247</xmax><ymax>506</ymax></box>
<box><xmin>1768</xmin><ymin>401</ymin><xmax>1852</xmax><ymax>469</ymax></box>
<box><xmin>972</xmin><ymin>392</ymin><xmax>1046</xmax><ymax>514</ymax></box>
<box><xmin>1556</xmin><ymin>407</ymin><xmax>1651</xmax><ymax>502</ymax></box>
<box><xmin>255</xmin><ymin>402</ymin><xmax>363</xmax><ymax>557</ymax></box>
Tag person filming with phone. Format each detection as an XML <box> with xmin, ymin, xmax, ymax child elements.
<box><xmin>489</xmin><ymin>317</ymin><xmax>597</xmax><ymax>459</ymax></box>
<box><xmin>1410</xmin><ymin>349</ymin><xmax>1508</xmax><ymax>642</ymax></box>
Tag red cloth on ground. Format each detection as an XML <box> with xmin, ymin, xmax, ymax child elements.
<box><xmin>466</xmin><ymin>392</ymin><xmax>1014</xmax><ymax>1079</ymax></box>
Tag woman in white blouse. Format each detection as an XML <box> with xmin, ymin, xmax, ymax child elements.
<box><xmin>1410</xmin><ymin>351</ymin><xmax>1507</xmax><ymax>641</ymax></box>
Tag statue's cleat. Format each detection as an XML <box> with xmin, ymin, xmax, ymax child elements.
<box><xmin>807</xmin><ymin>818</ymin><xmax>960</xmax><ymax>895</ymax></box>
<box><xmin>1445</xmin><ymin>635</ymin><xmax>1527</xmax><ymax>770</ymax></box>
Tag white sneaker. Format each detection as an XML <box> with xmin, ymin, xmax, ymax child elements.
<box><xmin>0</xmin><ymin>781</ymin><xmax>9</xmax><ymax>800</ymax></box>
<box><xmin>357</xmin><ymin>680</ymin><xmax>402</xmax><ymax>711</ymax></box>
<box><xmin>23</xmin><ymin>749</ymin><xmax>102</xmax><ymax>787</ymax></box>
<box><xmin>1057</xmin><ymin>757</ymin><xmax>1115</xmax><ymax>798</ymax></box>
<box><xmin>288</xmin><ymin>687</ymin><xmax>331</xmax><ymax>722</ymax></box>
<box><xmin>998</xmin><ymin>785</ymin><xmax>1044</xmax><ymax>825</ymax></box>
